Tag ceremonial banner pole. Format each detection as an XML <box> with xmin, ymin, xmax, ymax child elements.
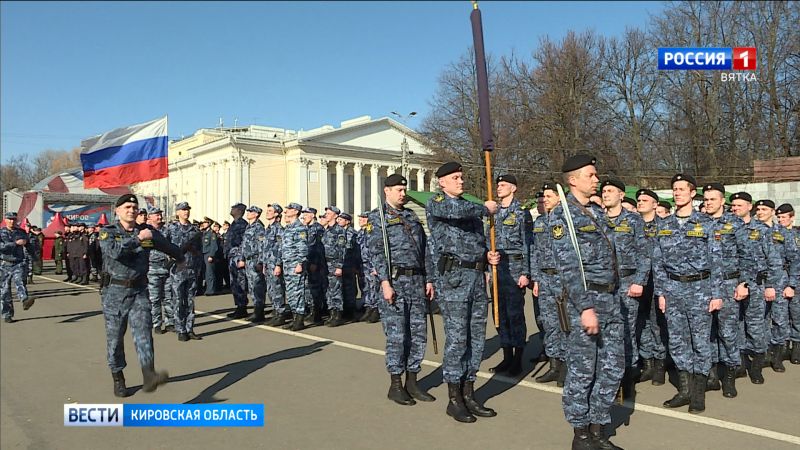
<box><xmin>470</xmin><ymin>1</ymin><xmax>500</xmax><ymax>328</ymax></box>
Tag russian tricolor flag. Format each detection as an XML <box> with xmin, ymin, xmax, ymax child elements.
<box><xmin>80</xmin><ymin>116</ymin><xmax>169</xmax><ymax>188</ymax></box>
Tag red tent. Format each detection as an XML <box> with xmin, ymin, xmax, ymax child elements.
<box><xmin>43</xmin><ymin>212</ymin><xmax>67</xmax><ymax>238</ymax></box>
<box><xmin>21</xmin><ymin>218</ymin><xmax>31</xmax><ymax>233</ymax></box>
<box><xmin>97</xmin><ymin>213</ymin><xmax>109</xmax><ymax>226</ymax></box>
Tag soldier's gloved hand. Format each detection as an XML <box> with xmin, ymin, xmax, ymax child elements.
<box><xmin>334</xmin><ymin>268</ymin><xmax>343</xmax><ymax>277</ymax></box>
<box><xmin>784</xmin><ymin>286</ymin><xmax>795</xmax><ymax>298</ymax></box>
<box><xmin>381</xmin><ymin>280</ymin><xmax>395</xmax><ymax>304</ymax></box>
<box><xmin>532</xmin><ymin>282</ymin><xmax>539</xmax><ymax>297</ymax></box>
<box><xmin>237</xmin><ymin>261</ymin><xmax>245</xmax><ymax>269</ymax></box>
<box><xmin>274</xmin><ymin>266</ymin><xmax>282</xmax><ymax>276</ymax></box>
<box><xmin>627</xmin><ymin>283</ymin><xmax>643</xmax><ymax>298</ymax></box>
<box><xmin>137</xmin><ymin>228</ymin><xmax>153</xmax><ymax>241</ymax></box>
<box><xmin>426</xmin><ymin>282</ymin><xmax>434</xmax><ymax>300</ymax></box>
<box><xmin>658</xmin><ymin>295</ymin><xmax>667</xmax><ymax>313</ymax></box>
<box><xmin>708</xmin><ymin>298</ymin><xmax>723</xmax><ymax>312</ymax></box>
<box><xmin>294</xmin><ymin>264</ymin><xmax>303</xmax><ymax>274</ymax></box>
<box><xmin>517</xmin><ymin>275</ymin><xmax>530</xmax><ymax>289</ymax></box>
<box><xmin>765</xmin><ymin>287</ymin><xmax>776</xmax><ymax>302</ymax></box>
<box><xmin>487</xmin><ymin>251</ymin><xmax>500</xmax><ymax>265</ymax></box>
<box><xmin>581</xmin><ymin>308</ymin><xmax>599</xmax><ymax>335</ymax></box>
<box><xmin>734</xmin><ymin>283</ymin><xmax>748</xmax><ymax>301</ymax></box>
<box><xmin>484</xmin><ymin>201</ymin><xmax>498</xmax><ymax>215</ymax></box>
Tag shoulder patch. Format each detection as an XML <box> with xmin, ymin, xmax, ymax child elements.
<box><xmin>551</xmin><ymin>225</ymin><xmax>565</xmax><ymax>240</ymax></box>
<box><xmin>658</xmin><ymin>229</ymin><xmax>673</xmax><ymax>236</ymax></box>
<box><xmin>99</xmin><ymin>231</ymin><xmax>109</xmax><ymax>240</ymax></box>
<box><xmin>365</xmin><ymin>223</ymin><xmax>373</xmax><ymax>233</ymax></box>
<box><xmin>773</xmin><ymin>232</ymin><xmax>785</xmax><ymax>242</ymax></box>
<box><xmin>433</xmin><ymin>193</ymin><xmax>444</xmax><ymax>203</ymax></box>
<box><xmin>578</xmin><ymin>224</ymin><xmax>597</xmax><ymax>233</ymax></box>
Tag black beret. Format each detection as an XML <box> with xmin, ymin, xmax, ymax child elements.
<box><xmin>496</xmin><ymin>174</ymin><xmax>517</xmax><ymax>186</ymax></box>
<box><xmin>702</xmin><ymin>182</ymin><xmax>725</xmax><ymax>194</ymax></box>
<box><xmin>115</xmin><ymin>194</ymin><xmax>138</xmax><ymax>207</ymax></box>
<box><xmin>776</xmin><ymin>203</ymin><xmax>794</xmax><ymax>215</ymax></box>
<box><xmin>561</xmin><ymin>154</ymin><xmax>596</xmax><ymax>173</ymax></box>
<box><xmin>730</xmin><ymin>192</ymin><xmax>752</xmax><ymax>203</ymax></box>
<box><xmin>755</xmin><ymin>199</ymin><xmax>775</xmax><ymax>209</ymax></box>
<box><xmin>636</xmin><ymin>189</ymin><xmax>659</xmax><ymax>202</ymax></box>
<box><xmin>384</xmin><ymin>174</ymin><xmax>408</xmax><ymax>187</ymax></box>
<box><xmin>541</xmin><ymin>182</ymin><xmax>557</xmax><ymax>192</ymax></box>
<box><xmin>535</xmin><ymin>191</ymin><xmax>544</xmax><ymax>198</ymax></box>
<box><xmin>435</xmin><ymin>161</ymin><xmax>462</xmax><ymax>178</ymax></box>
<box><xmin>600</xmin><ymin>178</ymin><xmax>625</xmax><ymax>192</ymax></box>
<box><xmin>622</xmin><ymin>197</ymin><xmax>637</xmax><ymax>207</ymax></box>
<box><xmin>657</xmin><ymin>201</ymin><xmax>672</xmax><ymax>210</ymax></box>
<box><xmin>671</xmin><ymin>173</ymin><xmax>697</xmax><ymax>188</ymax></box>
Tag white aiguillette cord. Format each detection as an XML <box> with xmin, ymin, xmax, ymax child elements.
<box><xmin>556</xmin><ymin>183</ymin><xmax>587</xmax><ymax>290</ymax></box>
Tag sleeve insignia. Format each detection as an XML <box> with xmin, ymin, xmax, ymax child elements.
<box><xmin>551</xmin><ymin>225</ymin><xmax>565</xmax><ymax>240</ymax></box>
<box><xmin>748</xmin><ymin>229</ymin><xmax>760</xmax><ymax>240</ymax></box>
<box><xmin>99</xmin><ymin>231</ymin><xmax>109</xmax><ymax>240</ymax></box>
<box><xmin>577</xmin><ymin>224</ymin><xmax>597</xmax><ymax>233</ymax></box>
<box><xmin>365</xmin><ymin>223</ymin><xmax>373</xmax><ymax>233</ymax></box>
<box><xmin>299</xmin><ymin>232</ymin><xmax>306</xmax><ymax>239</ymax></box>
<box><xmin>433</xmin><ymin>193</ymin><xmax>444</xmax><ymax>202</ymax></box>
<box><xmin>773</xmin><ymin>232</ymin><xmax>784</xmax><ymax>242</ymax></box>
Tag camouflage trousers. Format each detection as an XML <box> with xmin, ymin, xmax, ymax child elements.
<box><xmin>638</xmin><ymin>275</ymin><xmax>667</xmax><ymax>360</ymax></box>
<box><xmin>360</xmin><ymin>269</ymin><xmax>380</xmax><ymax>309</ymax></box>
<box><xmin>767</xmin><ymin>295</ymin><xmax>790</xmax><ymax>345</ymax></box>
<box><xmin>265</xmin><ymin>267</ymin><xmax>286</xmax><ymax>314</ymax></box>
<box><xmin>493</xmin><ymin>264</ymin><xmax>527</xmax><ymax>348</ymax></box>
<box><xmin>379</xmin><ymin>274</ymin><xmax>428</xmax><ymax>374</ymax></box>
<box><xmin>664</xmin><ymin>280</ymin><xmax>714</xmax><ymax>375</ymax></box>
<box><xmin>325</xmin><ymin>262</ymin><xmax>344</xmax><ymax>312</ymax></box>
<box><xmin>1</xmin><ymin>261</ymin><xmax>28</xmax><ymax>319</ymax></box>
<box><xmin>790</xmin><ymin>297</ymin><xmax>800</xmax><ymax>342</ymax></box>
<box><xmin>147</xmin><ymin>270</ymin><xmax>173</xmax><ymax>328</ymax></box>
<box><xmin>245</xmin><ymin>261</ymin><xmax>267</xmax><ymax>309</ymax></box>
<box><xmin>101</xmin><ymin>284</ymin><xmax>154</xmax><ymax>372</ymax></box>
<box><xmin>437</xmin><ymin>267</ymin><xmax>488</xmax><ymax>384</ymax></box>
<box><xmin>710</xmin><ymin>279</ymin><xmax>741</xmax><ymax>366</ymax></box>
<box><xmin>171</xmin><ymin>269</ymin><xmax>197</xmax><ymax>334</ymax></box>
<box><xmin>538</xmin><ymin>272</ymin><xmax>567</xmax><ymax>360</ymax></box>
<box><xmin>617</xmin><ymin>275</ymin><xmax>641</xmax><ymax>368</ymax></box>
<box><xmin>563</xmin><ymin>291</ymin><xmax>624</xmax><ymax>428</ymax></box>
<box><xmin>737</xmin><ymin>284</ymin><xmax>768</xmax><ymax>354</ymax></box>
<box><xmin>284</xmin><ymin>267</ymin><xmax>308</xmax><ymax>315</ymax></box>
<box><xmin>342</xmin><ymin>270</ymin><xmax>357</xmax><ymax>311</ymax></box>
<box><xmin>228</xmin><ymin>258</ymin><xmax>248</xmax><ymax>308</ymax></box>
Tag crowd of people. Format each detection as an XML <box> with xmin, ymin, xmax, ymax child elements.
<box><xmin>1</xmin><ymin>156</ymin><xmax>798</xmax><ymax>449</ymax></box>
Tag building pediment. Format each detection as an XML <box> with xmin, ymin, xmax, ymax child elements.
<box><xmin>299</xmin><ymin>117</ymin><xmax>430</xmax><ymax>155</ymax></box>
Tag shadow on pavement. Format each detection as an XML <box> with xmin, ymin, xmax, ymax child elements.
<box><xmin>152</xmin><ymin>341</ymin><xmax>331</xmax><ymax>404</ymax></box>
<box><xmin>14</xmin><ymin>310</ymin><xmax>103</xmax><ymax>323</ymax></box>
<box><xmin>26</xmin><ymin>287</ymin><xmax>96</xmax><ymax>299</ymax></box>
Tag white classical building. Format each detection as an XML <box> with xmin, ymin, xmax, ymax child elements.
<box><xmin>132</xmin><ymin>115</ymin><xmax>438</xmax><ymax>224</ymax></box>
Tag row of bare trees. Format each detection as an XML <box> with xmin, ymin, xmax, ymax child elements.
<box><xmin>0</xmin><ymin>148</ymin><xmax>81</xmax><ymax>195</ymax></box>
<box><xmin>420</xmin><ymin>1</ymin><xmax>800</xmax><ymax>199</ymax></box>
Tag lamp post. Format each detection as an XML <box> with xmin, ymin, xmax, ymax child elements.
<box><xmin>390</xmin><ymin>111</ymin><xmax>417</xmax><ymax>179</ymax></box>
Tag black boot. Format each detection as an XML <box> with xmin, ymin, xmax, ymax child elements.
<box><xmin>64</xmin><ymin>275</ymin><xmax>73</xmax><ymax>282</ymax></box>
<box><xmin>249</xmin><ymin>308</ymin><xmax>265</xmax><ymax>323</ymax></box>
<box><xmin>763</xmin><ymin>346</ymin><xmax>773</xmax><ymax>368</ymax></box>
<box><xmin>112</xmin><ymin>371</ymin><xmax>129</xmax><ymax>398</ymax></box>
<box><xmin>290</xmin><ymin>313</ymin><xmax>306</xmax><ymax>331</ymax></box>
<box><xmin>326</xmin><ymin>309</ymin><xmax>345</xmax><ymax>327</ymax></box>
<box><xmin>446</xmin><ymin>383</ymin><xmax>476</xmax><ymax>423</ymax></box>
<box><xmin>405</xmin><ymin>371</ymin><xmax>435</xmax><ymax>402</ymax></box>
<box><xmin>358</xmin><ymin>307</ymin><xmax>373</xmax><ymax>322</ymax></box>
<box><xmin>535</xmin><ymin>358</ymin><xmax>561</xmax><ymax>383</ymax></box>
<box><xmin>589</xmin><ymin>423</ymin><xmax>622</xmax><ymax>450</ymax></box>
<box><xmin>639</xmin><ymin>358</ymin><xmax>654</xmax><ymax>382</ymax></box>
<box><xmin>387</xmin><ymin>374</ymin><xmax>415</xmax><ymax>406</ymax></box>
<box><xmin>507</xmin><ymin>347</ymin><xmax>524</xmax><ymax>376</ymax></box>
<box><xmin>462</xmin><ymin>380</ymin><xmax>496</xmax><ymax>417</ymax></box>
<box><xmin>652</xmin><ymin>359</ymin><xmax>666</xmax><ymax>386</ymax></box>
<box><xmin>770</xmin><ymin>344</ymin><xmax>786</xmax><ymax>372</ymax></box>
<box><xmin>706</xmin><ymin>364</ymin><xmax>721</xmax><ymax>391</ymax></box>
<box><xmin>227</xmin><ymin>306</ymin><xmax>248</xmax><ymax>319</ymax></box>
<box><xmin>721</xmin><ymin>364</ymin><xmax>737</xmax><ymax>398</ymax></box>
<box><xmin>783</xmin><ymin>341</ymin><xmax>792</xmax><ymax>361</ymax></box>
<box><xmin>367</xmin><ymin>307</ymin><xmax>381</xmax><ymax>323</ymax></box>
<box><xmin>282</xmin><ymin>313</ymin><xmax>296</xmax><ymax>329</ymax></box>
<box><xmin>142</xmin><ymin>365</ymin><xmax>169</xmax><ymax>393</ymax></box>
<box><xmin>80</xmin><ymin>275</ymin><xmax>89</xmax><ymax>285</ymax></box>
<box><xmin>689</xmin><ymin>373</ymin><xmax>707</xmax><ymax>414</ymax></box>
<box><xmin>178</xmin><ymin>332</ymin><xmax>189</xmax><ymax>342</ymax></box>
<box><xmin>663</xmin><ymin>370</ymin><xmax>691</xmax><ymax>408</ymax></box>
<box><xmin>736</xmin><ymin>352</ymin><xmax>749</xmax><ymax>378</ymax></box>
<box><xmin>749</xmin><ymin>353</ymin><xmax>765</xmax><ymax>384</ymax></box>
<box><xmin>557</xmin><ymin>359</ymin><xmax>567</xmax><ymax>387</ymax></box>
<box><xmin>268</xmin><ymin>311</ymin><xmax>288</xmax><ymax>327</ymax></box>
<box><xmin>621</xmin><ymin>368</ymin><xmax>636</xmax><ymax>401</ymax></box>
<box><xmin>489</xmin><ymin>347</ymin><xmax>513</xmax><ymax>373</ymax></box>
<box><xmin>22</xmin><ymin>296</ymin><xmax>35</xmax><ymax>311</ymax></box>
<box><xmin>792</xmin><ymin>342</ymin><xmax>800</xmax><ymax>364</ymax></box>
<box><xmin>571</xmin><ymin>427</ymin><xmax>594</xmax><ymax>450</ymax></box>
<box><xmin>187</xmin><ymin>331</ymin><xmax>202</xmax><ymax>340</ymax></box>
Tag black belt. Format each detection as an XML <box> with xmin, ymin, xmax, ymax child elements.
<box><xmin>668</xmin><ymin>271</ymin><xmax>710</xmax><ymax>283</ymax></box>
<box><xmin>451</xmin><ymin>259</ymin><xmax>487</xmax><ymax>271</ymax></box>
<box><xmin>393</xmin><ymin>267</ymin><xmax>424</xmax><ymax>278</ymax></box>
<box><xmin>587</xmin><ymin>282</ymin><xmax>616</xmax><ymax>294</ymax></box>
<box><xmin>1</xmin><ymin>259</ymin><xmax>22</xmax><ymax>265</ymax></box>
<box><xmin>619</xmin><ymin>268</ymin><xmax>636</xmax><ymax>278</ymax></box>
<box><xmin>756</xmin><ymin>271</ymin><xmax>768</xmax><ymax>285</ymax></box>
<box><xmin>724</xmin><ymin>271</ymin><xmax>740</xmax><ymax>281</ymax></box>
<box><xmin>109</xmin><ymin>277</ymin><xmax>147</xmax><ymax>289</ymax></box>
<box><xmin>500</xmin><ymin>253</ymin><xmax>524</xmax><ymax>262</ymax></box>
<box><xmin>541</xmin><ymin>268</ymin><xmax>558</xmax><ymax>275</ymax></box>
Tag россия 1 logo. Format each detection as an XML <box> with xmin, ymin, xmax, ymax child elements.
<box><xmin>658</xmin><ymin>47</ymin><xmax>757</xmax><ymax>82</ymax></box>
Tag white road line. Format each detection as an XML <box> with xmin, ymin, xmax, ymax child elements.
<box><xmin>35</xmin><ymin>275</ymin><xmax>800</xmax><ymax>446</ymax></box>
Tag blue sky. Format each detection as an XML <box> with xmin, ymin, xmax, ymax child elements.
<box><xmin>0</xmin><ymin>1</ymin><xmax>664</xmax><ymax>162</ymax></box>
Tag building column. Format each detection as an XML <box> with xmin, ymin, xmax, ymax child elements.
<box><xmin>221</xmin><ymin>158</ymin><xmax>231</xmax><ymax>215</ymax></box>
<box><xmin>336</xmin><ymin>161</ymin><xmax>346</xmax><ymax>209</ymax></box>
<box><xmin>319</xmin><ymin>159</ymin><xmax>329</xmax><ymax>207</ymax></box>
<box><xmin>353</xmin><ymin>162</ymin><xmax>364</xmax><ymax>220</ymax></box>
<box><xmin>229</xmin><ymin>157</ymin><xmax>238</xmax><ymax>206</ymax></box>
<box><xmin>370</xmin><ymin>164</ymin><xmax>380</xmax><ymax>209</ymax></box>
<box><xmin>242</xmin><ymin>157</ymin><xmax>251</xmax><ymax>207</ymax></box>
<box><xmin>416</xmin><ymin>168</ymin><xmax>426</xmax><ymax>192</ymax></box>
<box><xmin>297</xmin><ymin>157</ymin><xmax>311</xmax><ymax>206</ymax></box>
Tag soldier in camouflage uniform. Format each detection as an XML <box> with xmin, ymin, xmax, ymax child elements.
<box><xmin>367</xmin><ymin>174</ymin><xmax>436</xmax><ymax>406</ymax></box>
<box><xmin>146</xmin><ymin>207</ymin><xmax>174</xmax><ymax>334</ymax></box>
<box><xmin>225</xmin><ymin>203</ymin><xmax>249</xmax><ymax>319</ymax></box>
<box><xmin>165</xmin><ymin>202</ymin><xmax>203</xmax><ymax>342</ymax></box>
<box><xmin>775</xmin><ymin>203</ymin><xmax>800</xmax><ymax>364</ymax></box>
<box><xmin>276</xmin><ymin>203</ymin><xmax>309</xmax><ymax>331</ymax></box>
<box><xmin>531</xmin><ymin>182</ymin><xmax>567</xmax><ymax>386</ymax></box>
<box><xmin>487</xmin><ymin>174</ymin><xmax>530</xmax><ymax>377</ymax></box>
<box><xmin>600</xmin><ymin>178</ymin><xmax>649</xmax><ymax>398</ymax></box>
<box><xmin>98</xmin><ymin>194</ymin><xmax>184</xmax><ymax>397</ymax></box>
<box><xmin>426</xmin><ymin>162</ymin><xmax>500</xmax><ymax>424</ymax></box>
<box><xmin>549</xmin><ymin>156</ymin><xmax>623</xmax><ymax>450</ymax></box>
<box><xmin>754</xmin><ymin>199</ymin><xmax>799</xmax><ymax>373</ymax></box>
<box><xmin>357</xmin><ymin>211</ymin><xmax>380</xmax><ymax>323</ymax></box>
<box><xmin>636</xmin><ymin>189</ymin><xmax>668</xmax><ymax>386</ymax></box>
<box><xmin>239</xmin><ymin>206</ymin><xmax>267</xmax><ymax>322</ymax></box>
<box><xmin>1</xmin><ymin>212</ymin><xmax>36</xmax><ymax>323</ymax></box>
<box><xmin>262</xmin><ymin>204</ymin><xmax>289</xmax><ymax>326</ymax></box>
<box><xmin>322</xmin><ymin>206</ymin><xmax>348</xmax><ymax>327</ymax></box>
<box><xmin>301</xmin><ymin>207</ymin><xmax>327</xmax><ymax>325</ymax></box>
<box><xmin>340</xmin><ymin>213</ymin><xmax>359</xmax><ymax>317</ymax></box>
<box><xmin>654</xmin><ymin>174</ymin><xmax>724</xmax><ymax>414</ymax></box>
